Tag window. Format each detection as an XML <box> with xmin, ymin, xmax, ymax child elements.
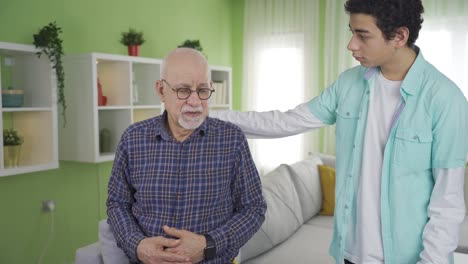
<box><xmin>418</xmin><ymin>19</ymin><xmax>468</xmax><ymax>98</ymax></box>
<box><xmin>252</xmin><ymin>46</ymin><xmax>305</xmax><ymax>173</ymax></box>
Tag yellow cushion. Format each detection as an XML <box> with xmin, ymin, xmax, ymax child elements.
<box><xmin>233</xmin><ymin>259</ymin><xmax>239</xmax><ymax>264</ymax></box>
<box><xmin>318</xmin><ymin>164</ymin><xmax>336</xmax><ymax>216</ymax></box>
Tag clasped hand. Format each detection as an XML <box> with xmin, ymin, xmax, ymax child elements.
<box><xmin>136</xmin><ymin>225</ymin><xmax>206</xmax><ymax>264</ymax></box>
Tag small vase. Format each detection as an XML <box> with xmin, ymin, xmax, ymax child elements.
<box><xmin>97</xmin><ymin>78</ymin><xmax>107</xmax><ymax>106</ymax></box>
<box><xmin>99</xmin><ymin>128</ymin><xmax>112</xmax><ymax>153</ymax></box>
<box><xmin>128</xmin><ymin>45</ymin><xmax>140</xmax><ymax>56</ymax></box>
<box><xmin>3</xmin><ymin>145</ymin><xmax>21</xmax><ymax>168</ymax></box>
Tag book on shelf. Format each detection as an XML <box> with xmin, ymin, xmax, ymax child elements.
<box><xmin>212</xmin><ymin>80</ymin><xmax>227</xmax><ymax>105</ymax></box>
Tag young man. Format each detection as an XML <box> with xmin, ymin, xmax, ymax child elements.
<box><xmin>107</xmin><ymin>48</ymin><xmax>266</xmax><ymax>264</ymax></box>
<box><xmin>212</xmin><ymin>0</ymin><xmax>467</xmax><ymax>263</ymax></box>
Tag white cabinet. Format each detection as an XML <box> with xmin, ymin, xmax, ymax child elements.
<box><xmin>0</xmin><ymin>41</ymin><xmax>58</xmax><ymax>177</ymax></box>
<box><xmin>60</xmin><ymin>53</ymin><xmax>232</xmax><ymax>163</ymax></box>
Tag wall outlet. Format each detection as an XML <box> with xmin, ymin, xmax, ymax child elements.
<box><xmin>42</xmin><ymin>200</ymin><xmax>56</xmax><ymax>212</ymax></box>
<box><xmin>4</xmin><ymin>57</ymin><xmax>14</xmax><ymax>66</ymax></box>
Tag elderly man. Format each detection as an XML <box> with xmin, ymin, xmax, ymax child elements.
<box><xmin>107</xmin><ymin>48</ymin><xmax>266</xmax><ymax>264</ymax></box>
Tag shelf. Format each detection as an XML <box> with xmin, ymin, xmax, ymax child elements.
<box><xmin>0</xmin><ymin>162</ymin><xmax>59</xmax><ymax>177</ymax></box>
<box><xmin>1</xmin><ymin>111</ymin><xmax>58</xmax><ymax>174</ymax></box>
<box><xmin>132</xmin><ymin>62</ymin><xmax>161</xmax><ymax>106</ymax></box>
<box><xmin>133</xmin><ymin>105</ymin><xmax>162</xmax><ymax>109</ymax></box>
<box><xmin>97</xmin><ymin>59</ymin><xmax>131</xmax><ymax>106</ymax></box>
<box><xmin>98</xmin><ymin>109</ymin><xmax>131</xmax><ymax>155</ymax></box>
<box><xmin>209</xmin><ymin>104</ymin><xmax>231</xmax><ymax>109</ymax></box>
<box><xmin>97</xmin><ymin>106</ymin><xmax>132</xmax><ymax>110</ymax></box>
<box><xmin>60</xmin><ymin>53</ymin><xmax>232</xmax><ymax>163</ymax></box>
<box><xmin>0</xmin><ymin>41</ymin><xmax>58</xmax><ymax>176</ymax></box>
<box><xmin>133</xmin><ymin>108</ymin><xmax>161</xmax><ymax>123</ymax></box>
<box><xmin>1</xmin><ymin>107</ymin><xmax>53</xmax><ymax>112</ymax></box>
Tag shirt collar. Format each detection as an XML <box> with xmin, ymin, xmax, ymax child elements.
<box><xmin>154</xmin><ymin>111</ymin><xmax>208</xmax><ymax>141</ymax></box>
<box><xmin>399</xmin><ymin>46</ymin><xmax>426</xmax><ymax>96</ymax></box>
<box><xmin>363</xmin><ymin>46</ymin><xmax>427</xmax><ymax>97</ymax></box>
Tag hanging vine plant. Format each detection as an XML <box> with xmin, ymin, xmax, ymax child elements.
<box><xmin>33</xmin><ymin>21</ymin><xmax>66</xmax><ymax>126</ymax></box>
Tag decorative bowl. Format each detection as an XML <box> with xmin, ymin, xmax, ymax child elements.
<box><xmin>2</xmin><ymin>89</ymin><xmax>24</xmax><ymax>107</ymax></box>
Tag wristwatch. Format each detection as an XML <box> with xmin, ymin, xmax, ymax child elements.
<box><xmin>204</xmin><ymin>234</ymin><xmax>216</xmax><ymax>260</ymax></box>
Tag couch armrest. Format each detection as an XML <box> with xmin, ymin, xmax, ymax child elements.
<box><xmin>75</xmin><ymin>242</ymin><xmax>103</xmax><ymax>264</ymax></box>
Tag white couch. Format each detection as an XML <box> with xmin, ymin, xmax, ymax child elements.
<box><xmin>238</xmin><ymin>153</ymin><xmax>336</xmax><ymax>264</ymax></box>
<box><xmin>75</xmin><ymin>153</ymin><xmax>468</xmax><ymax>264</ymax></box>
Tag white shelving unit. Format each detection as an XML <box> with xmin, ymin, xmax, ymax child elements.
<box><xmin>60</xmin><ymin>53</ymin><xmax>232</xmax><ymax>163</ymax></box>
<box><xmin>0</xmin><ymin>41</ymin><xmax>58</xmax><ymax>177</ymax></box>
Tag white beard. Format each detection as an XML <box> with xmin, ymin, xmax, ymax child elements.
<box><xmin>178</xmin><ymin>106</ymin><xmax>205</xmax><ymax>130</ymax></box>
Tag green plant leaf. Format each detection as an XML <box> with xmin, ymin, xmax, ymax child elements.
<box><xmin>120</xmin><ymin>28</ymin><xmax>145</xmax><ymax>46</ymax></box>
<box><xmin>178</xmin><ymin>39</ymin><xmax>206</xmax><ymax>58</ymax></box>
<box><xmin>33</xmin><ymin>21</ymin><xmax>66</xmax><ymax>126</ymax></box>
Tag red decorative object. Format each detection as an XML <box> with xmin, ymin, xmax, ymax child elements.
<box><xmin>127</xmin><ymin>45</ymin><xmax>140</xmax><ymax>56</ymax></box>
<box><xmin>97</xmin><ymin>78</ymin><xmax>107</xmax><ymax>106</ymax></box>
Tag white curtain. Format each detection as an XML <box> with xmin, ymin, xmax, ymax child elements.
<box><xmin>320</xmin><ymin>0</ymin><xmax>358</xmax><ymax>155</ymax></box>
<box><xmin>418</xmin><ymin>0</ymin><xmax>468</xmax><ymax>216</ymax></box>
<box><xmin>243</xmin><ymin>0</ymin><xmax>320</xmax><ymax>173</ymax></box>
<box><xmin>417</xmin><ymin>0</ymin><xmax>468</xmax><ymax>99</ymax></box>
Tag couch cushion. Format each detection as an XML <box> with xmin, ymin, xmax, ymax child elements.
<box><xmin>457</xmin><ymin>217</ymin><xmax>468</xmax><ymax>253</ymax></box>
<box><xmin>318</xmin><ymin>164</ymin><xmax>336</xmax><ymax>216</ymax></box>
<box><xmin>75</xmin><ymin>242</ymin><xmax>103</xmax><ymax>264</ymax></box>
<box><xmin>242</xmin><ymin>223</ymin><xmax>335</xmax><ymax>264</ymax></box>
<box><xmin>288</xmin><ymin>156</ymin><xmax>323</xmax><ymax>222</ymax></box>
<box><xmin>305</xmin><ymin>215</ymin><xmax>334</xmax><ymax>230</ymax></box>
<box><xmin>240</xmin><ymin>164</ymin><xmax>303</xmax><ymax>262</ymax></box>
<box><xmin>99</xmin><ymin>220</ymin><xmax>130</xmax><ymax>264</ymax></box>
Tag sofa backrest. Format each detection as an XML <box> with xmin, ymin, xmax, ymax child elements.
<box><xmin>239</xmin><ymin>154</ymin><xmax>327</xmax><ymax>262</ymax></box>
<box><xmin>288</xmin><ymin>155</ymin><xmax>323</xmax><ymax>222</ymax></box>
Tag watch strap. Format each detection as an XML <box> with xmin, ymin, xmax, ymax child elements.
<box><xmin>204</xmin><ymin>234</ymin><xmax>216</xmax><ymax>260</ymax></box>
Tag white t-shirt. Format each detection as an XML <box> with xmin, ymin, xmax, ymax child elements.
<box><xmin>344</xmin><ymin>71</ymin><xmax>402</xmax><ymax>263</ymax></box>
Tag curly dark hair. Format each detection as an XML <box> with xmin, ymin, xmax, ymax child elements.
<box><xmin>344</xmin><ymin>0</ymin><xmax>424</xmax><ymax>47</ymax></box>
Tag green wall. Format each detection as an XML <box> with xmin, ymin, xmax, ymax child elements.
<box><xmin>0</xmin><ymin>0</ymin><xmax>244</xmax><ymax>263</ymax></box>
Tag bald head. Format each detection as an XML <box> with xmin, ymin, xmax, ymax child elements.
<box><xmin>161</xmin><ymin>48</ymin><xmax>210</xmax><ymax>81</ymax></box>
<box><xmin>156</xmin><ymin>47</ymin><xmax>212</xmax><ymax>140</ymax></box>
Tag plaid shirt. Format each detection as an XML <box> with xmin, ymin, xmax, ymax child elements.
<box><xmin>107</xmin><ymin>112</ymin><xmax>266</xmax><ymax>263</ymax></box>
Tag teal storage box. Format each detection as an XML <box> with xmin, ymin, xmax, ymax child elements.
<box><xmin>2</xmin><ymin>89</ymin><xmax>24</xmax><ymax>107</ymax></box>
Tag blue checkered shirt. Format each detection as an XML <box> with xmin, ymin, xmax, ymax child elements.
<box><xmin>107</xmin><ymin>113</ymin><xmax>266</xmax><ymax>263</ymax></box>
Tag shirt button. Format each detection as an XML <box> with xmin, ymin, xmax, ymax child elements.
<box><xmin>367</xmin><ymin>91</ymin><xmax>370</xmax><ymax>94</ymax></box>
<box><xmin>346</xmin><ymin>112</ymin><xmax>350</xmax><ymax>116</ymax></box>
<box><xmin>413</xmin><ymin>135</ymin><xmax>418</xmax><ymax>140</ymax></box>
<box><xmin>345</xmin><ymin>205</ymin><xmax>349</xmax><ymax>209</ymax></box>
<box><xmin>348</xmin><ymin>173</ymin><xmax>352</xmax><ymax>178</ymax></box>
<box><xmin>352</xmin><ymin>144</ymin><xmax>356</xmax><ymax>148</ymax></box>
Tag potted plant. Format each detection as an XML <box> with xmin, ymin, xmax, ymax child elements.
<box><xmin>120</xmin><ymin>28</ymin><xmax>145</xmax><ymax>56</ymax></box>
<box><xmin>178</xmin><ymin>39</ymin><xmax>206</xmax><ymax>58</ymax></box>
<box><xmin>3</xmin><ymin>128</ymin><xmax>24</xmax><ymax>168</ymax></box>
<box><xmin>33</xmin><ymin>21</ymin><xmax>66</xmax><ymax>126</ymax></box>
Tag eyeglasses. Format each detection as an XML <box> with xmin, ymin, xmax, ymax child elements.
<box><xmin>161</xmin><ymin>79</ymin><xmax>215</xmax><ymax>100</ymax></box>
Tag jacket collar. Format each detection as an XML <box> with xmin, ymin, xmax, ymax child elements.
<box><xmin>363</xmin><ymin>46</ymin><xmax>427</xmax><ymax>98</ymax></box>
